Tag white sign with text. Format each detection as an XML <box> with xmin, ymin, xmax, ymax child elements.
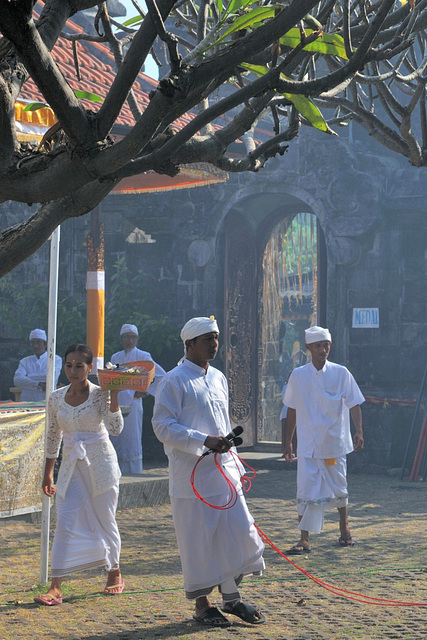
<box><xmin>352</xmin><ymin>308</ymin><xmax>379</xmax><ymax>328</ymax></box>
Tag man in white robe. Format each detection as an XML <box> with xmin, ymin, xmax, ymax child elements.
<box><xmin>109</xmin><ymin>323</ymin><xmax>166</xmax><ymax>474</ymax></box>
<box><xmin>284</xmin><ymin>326</ymin><xmax>364</xmax><ymax>553</ymax></box>
<box><xmin>14</xmin><ymin>329</ymin><xmax>62</xmax><ymax>401</ymax></box>
<box><xmin>152</xmin><ymin>316</ymin><xmax>265</xmax><ymax>627</ymax></box>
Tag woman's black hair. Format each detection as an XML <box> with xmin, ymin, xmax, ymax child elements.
<box><xmin>64</xmin><ymin>343</ymin><xmax>93</xmax><ymax>365</ymax></box>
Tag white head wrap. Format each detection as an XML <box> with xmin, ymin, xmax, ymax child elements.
<box><xmin>179</xmin><ymin>316</ymin><xmax>219</xmax><ymax>363</ymax></box>
<box><xmin>120</xmin><ymin>323</ymin><xmax>138</xmax><ymax>336</ymax></box>
<box><xmin>181</xmin><ymin>316</ymin><xmax>219</xmax><ymax>343</ymax></box>
<box><xmin>29</xmin><ymin>329</ymin><xmax>47</xmax><ymax>341</ymax></box>
<box><xmin>305</xmin><ymin>326</ymin><xmax>332</xmax><ymax>344</ymax></box>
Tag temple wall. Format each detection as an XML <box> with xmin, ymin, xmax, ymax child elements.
<box><xmin>1</xmin><ymin>130</ymin><xmax>427</xmax><ymax>470</ymax></box>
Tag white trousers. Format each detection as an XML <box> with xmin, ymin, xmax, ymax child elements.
<box><xmin>51</xmin><ymin>461</ymin><xmax>121</xmax><ymax>577</ymax></box>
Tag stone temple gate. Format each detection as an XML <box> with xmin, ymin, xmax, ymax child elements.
<box><xmin>2</xmin><ymin>127</ymin><xmax>427</xmax><ymax>470</ymax></box>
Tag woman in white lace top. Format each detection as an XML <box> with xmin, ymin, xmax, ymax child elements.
<box><xmin>34</xmin><ymin>344</ymin><xmax>124</xmax><ymax>606</ymax></box>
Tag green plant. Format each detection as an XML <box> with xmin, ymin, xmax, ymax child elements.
<box><xmin>0</xmin><ymin>274</ymin><xmax>86</xmax><ymax>360</ymax></box>
<box><xmin>0</xmin><ymin>259</ymin><xmax>181</xmax><ymax>372</ymax></box>
<box><xmin>105</xmin><ymin>259</ymin><xmax>181</xmax><ymax>369</ymax></box>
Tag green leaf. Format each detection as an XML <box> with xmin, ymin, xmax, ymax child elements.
<box><xmin>240</xmin><ymin>62</ymin><xmax>269</xmax><ymax>76</ymax></box>
<box><xmin>23</xmin><ymin>102</ymin><xmax>50</xmax><ymax>112</ymax></box>
<box><xmin>226</xmin><ymin>0</ymin><xmax>259</xmax><ymax>16</ymax></box>
<box><xmin>216</xmin><ymin>6</ymin><xmax>276</xmax><ymax>42</ymax></box>
<box><xmin>279</xmin><ymin>28</ymin><xmax>348</xmax><ymax>60</ymax></box>
<box><xmin>282</xmin><ymin>90</ymin><xmax>332</xmax><ymax>133</ymax></box>
<box><xmin>74</xmin><ymin>90</ymin><xmax>104</xmax><ymax>103</ymax></box>
<box><xmin>122</xmin><ymin>15</ymin><xmax>144</xmax><ymax>27</ymax></box>
<box><xmin>241</xmin><ymin>64</ymin><xmax>334</xmax><ymax>133</ymax></box>
<box><xmin>215</xmin><ymin>0</ymin><xmax>224</xmax><ymax>15</ymax></box>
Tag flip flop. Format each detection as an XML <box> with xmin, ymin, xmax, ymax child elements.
<box><xmin>34</xmin><ymin>594</ymin><xmax>63</xmax><ymax>606</ymax></box>
<box><xmin>286</xmin><ymin>545</ymin><xmax>311</xmax><ymax>555</ymax></box>
<box><xmin>339</xmin><ymin>536</ymin><xmax>356</xmax><ymax>547</ymax></box>
<box><xmin>103</xmin><ymin>579</ymin><xmax>125</xmax><ymax>595</ymax></box>
<box><xmin>193</xmin><ymin>606</ymin><xmax>231</xmax><ymax>627</ymax></box>
<box><xmin>221</xmin><ymin>601</ymin><xmax>266</xmax><ymax>624</ymax></box>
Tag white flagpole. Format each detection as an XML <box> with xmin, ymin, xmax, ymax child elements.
<box><xmin>39</xmin><ymin>225</ymin><xmax>60</xmax><ymax>584</ymax></box>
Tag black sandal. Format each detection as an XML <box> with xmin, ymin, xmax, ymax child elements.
<box><xmin>222</xmin><ymin>601</ymin><xmax>266</xmax><ymax>624</ymax></box>
<box><xmin>193</xmin><ymin>606</ymin><xmax>231</xmax><ymax>627</ymax></box>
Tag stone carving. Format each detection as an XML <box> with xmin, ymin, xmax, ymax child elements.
<box><xmin>225</xmin><ymin>218</ymin><xmax>255</xmax><ymax>424</ymax></box>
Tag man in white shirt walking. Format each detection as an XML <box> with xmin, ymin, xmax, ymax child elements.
<box><xmin>284</xmin><ymin>326</ymin><xmax>364</xmax><ymax>553</ymax></box>
<box><xmin>14</xmin><ymin>329</ymin><xmax>62</xmax><ymax>401</ymax></box>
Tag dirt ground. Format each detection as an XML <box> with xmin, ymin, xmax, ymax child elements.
<box><xmin>1</xmin><ymin>463</ymin><xmax>427</xmax><ymax>640</ymax></box>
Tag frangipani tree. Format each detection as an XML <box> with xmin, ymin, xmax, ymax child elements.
<box><xmin>0</xmin><ymin>0</ymin><xmax>424</xmax><ymax>276</ymax></box>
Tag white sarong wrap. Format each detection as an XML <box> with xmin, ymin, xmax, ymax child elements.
<box><xmin>296</xmin><ymin>456</ymin><xmax>348</xmax><ymax>534</ymax></box>
<box><xmin>51</xmin><ymin>462</ymin><xmax>120</xmax><ymax>577</ymax></box>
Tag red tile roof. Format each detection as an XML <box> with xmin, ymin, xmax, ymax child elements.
<box><xmin>16</xmin><ymin>4</ymin><xmax>229</xmax><ymax>192</ymax></box>
<box><xmin>19</xmin><ymin>4</ymin><xmax>194</xmax><ymax>130</ymax></box>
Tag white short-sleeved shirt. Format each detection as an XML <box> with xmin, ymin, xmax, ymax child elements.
<box><xmin>284</xmin><ymin>360</ymin><xmax>364</xmax><ymax>458</ymax></box>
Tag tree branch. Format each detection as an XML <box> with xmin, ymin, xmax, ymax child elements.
<box><xmin>0</xmin><ymin>1</ymin><xmax>95</xmax><ymax>147</ymax></box>
<box><xmin>0</xmin><ymin>178</ymin><xmax>116</xmax><ymax>277</ymax></box>
<box><xmin>95</xmin><ymin>0</ymin><xmax>176</xmax><ymax>139</ymax></box>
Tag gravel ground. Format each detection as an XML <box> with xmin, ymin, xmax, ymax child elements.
<box><xmin>1</xmin><ymin>461</ymin><xmax>427</xmax><ymax>640</ymax></box>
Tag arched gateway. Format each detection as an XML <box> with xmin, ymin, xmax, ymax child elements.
<box><xmin>223</xmin><ymin>195</ymin><xmax>326</xmax><ymax>447</ymax></box>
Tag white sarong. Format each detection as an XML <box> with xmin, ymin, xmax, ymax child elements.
<box><xmin>296</xmin><ymin>456</ymin><xmax>348</xmax><ymax>534</ymax></box>
<box><xmin>172</xmin><ymin>491</ymin><xmax>265</xmax><ymax>600</ymax></box>
<box><xmin>51</xmin><ymin>461</ymin><xmax>120</xmax><ymax>577</ymax></box>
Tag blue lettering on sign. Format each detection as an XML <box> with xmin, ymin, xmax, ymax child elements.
<box><xmin>352</xmin><ymin>308</ymin><xmax>379</xmax><ymax>328</ymax></box>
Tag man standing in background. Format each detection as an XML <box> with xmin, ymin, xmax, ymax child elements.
<box><xmin>110</xmin><ymin>323</ymin><xmax>166</xmax><ymax>473</ymax></box>
<box><xmin>14</xmin><ymin>329</ymin><xmax>62</xmax><ymax>401</ymax></box>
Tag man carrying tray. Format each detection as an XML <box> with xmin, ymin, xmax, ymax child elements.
<box><xmin>109</xmin><ymin>323</ymin><xmax>166</xmax><ymax>473</ymax></box>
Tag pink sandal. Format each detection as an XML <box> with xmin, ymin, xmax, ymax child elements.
<box><xmin>34</xmin><ymin>594</ymin><xmax>63</xmax><ymax>606</ymax></box>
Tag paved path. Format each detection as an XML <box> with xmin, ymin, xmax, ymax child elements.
<box><xmin>1</xmin><ymin>458</ymin><xmax>427</xmax><ymax>640</ymax></box>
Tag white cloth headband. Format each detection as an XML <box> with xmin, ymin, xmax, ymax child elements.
<box><xmin>305</xmin><ymin>326</ymin><xmax>332</xmax><ymax>344</ymax></box>
<box><xmin>120</xmin><ymin>324</ymin><xmax>138</xmax><ymax>336</ymax></box>
<box><xmin>179</xmin><ymin>316</ymin><xmax>219</xmax><ymax>364</ymax></box>
<box><xmin>180</xmin><ymin>316</ymin><xmax>219</xmax><ymax>343</ymax></box>
<box><xmin>29</xmin><ymin>329</ymin><xmax>47</xmax><ymax>341</ymax></box>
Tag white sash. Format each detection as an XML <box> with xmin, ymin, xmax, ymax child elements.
<box><xmin>63</xmin><ymin>430</ymin><xmax>109</xmax><ymax>465</ymax></box>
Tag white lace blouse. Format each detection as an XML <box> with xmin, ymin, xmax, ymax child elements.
<box><xmin>46</xmin><ymin>381</ymin><xmax>124</xmax><ymax>498</ymax></box>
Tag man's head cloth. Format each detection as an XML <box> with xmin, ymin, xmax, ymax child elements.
<box><xmin>180</xmin><ymin>316</ymin><xmax>219</xmax><ymax>344</ymax></box>
<box><xmin>305</xmin><ymin>326</ymin><xmax>332</xmax><ymax>344</ymax></box>
<box><xmin>179</xmin><ymin>316</ymin><xmax>219</xmax><ymax>363</ymax></box>
<box><xmin>120</xmin><ymin>324</ymin><xmax>138</xmax><ymax>336</ymax></box>
<box><xmin>29</xmin><ymin>329</ymin><xmax>47</xmax><ymax>341</ymax></box>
